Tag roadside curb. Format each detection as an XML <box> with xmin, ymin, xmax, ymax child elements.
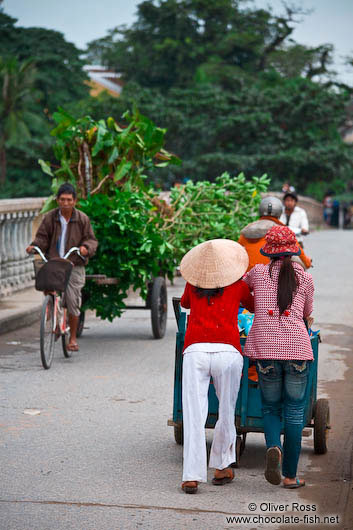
<box><xmin>0</xmin><ymin>305</ymin><xmax>42</xmax><ymax>335</ymax></box>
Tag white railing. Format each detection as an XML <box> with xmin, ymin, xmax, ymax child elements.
<box><xmin>0</xmin><ymin>198</ymin><xmax>45</xmax><ymax>298</ymax></box>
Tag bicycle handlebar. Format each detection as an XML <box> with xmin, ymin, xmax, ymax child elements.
<box><xmin>31</xmin><ymin>246</ymin><xmax>85</xmax><ymax>262</ymax></box>
<box><xmin>31</xmin><ymin>246</ymin><xmax>47</xmax><ymax>262</ymax></box>
<box><xmin>63</xmin><ymin>246</ymin><xmax>85</xmax><ymax>261</ymax></box>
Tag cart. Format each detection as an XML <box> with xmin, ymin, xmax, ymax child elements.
<box><xmin>168</xmin><ymin>298</ymin><xmax>330</xmax><ymax>463</ymax></box>
<box><xmin>76</xmin><ymin>275</ymin><xmax>168</xmax><ymax>339</ymax></box>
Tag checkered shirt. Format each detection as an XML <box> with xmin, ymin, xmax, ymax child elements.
<box><xmin>243</xmin><ymin>261</ymin><xmax>314</xmax><ymax>360</ymax></box>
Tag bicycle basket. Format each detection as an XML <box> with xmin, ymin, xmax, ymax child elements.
<box><xmin>33</xmin><ymin>259</ymin><xmax>45</xmax><ymax>279</ymax></box>
<box><xmin>35</xmin><ymin>258</ymin><xmax>73</xmax><ymax>292</ymax></box>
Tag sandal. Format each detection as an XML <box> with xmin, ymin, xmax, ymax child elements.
<box><xmin>212</xmin><ymin>467</ymin><xmax>234</xmax><ymax>486</ymax></box>
<box><xmin>67</xmin><ymin>343</ymin><xmax>79</xmax><ymax>352</ymax></box>
<box><xmin>265</xmin><ymin>447</ymin><xmax>282</xmax><ymax>485</ymax></box>
<box><xmin>181</xmin><ymin>481</ymin><xmax>198</xmax><ymax>494</ymax></box>
<box><xmin>283</xmin><ymin>478</ymin><xmax>305</xmax><ymax>489</ymax></box>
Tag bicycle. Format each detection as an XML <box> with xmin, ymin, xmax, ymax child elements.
<box><xmin>32</xmin><ymin>246</ymin><xmax>84</xmax><ymax>369</ymax></box>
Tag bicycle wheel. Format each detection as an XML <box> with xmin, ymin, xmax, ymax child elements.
<box><xmin>61</xmin><ymin>308</ymin><xmax>72</xmax><ymax>358</ymax></box>
<box><xmin>76</xmin><ymin>310</ymin><xmax>85</xmax><ymax>338</ymax></box>
<box><xmin>40</xmin><ymin>295</ymin><xmax>55</xmax><ymax>369</ymax></box>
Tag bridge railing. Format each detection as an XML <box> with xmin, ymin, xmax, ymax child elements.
<box><xmin>0</xmin><ymin>198</ymin><xmax>45</xmax><ymax>298</ymax></box>
<box><xmin>0</xmin><ymin>193</ymin><xmax>324</xmax><ymax>299</ymax></box>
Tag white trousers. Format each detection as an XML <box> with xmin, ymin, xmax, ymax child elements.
<box><xmin>182</xmin><ymin>350</ymin><xmax>243</xmax><ymax>482</ymax></box>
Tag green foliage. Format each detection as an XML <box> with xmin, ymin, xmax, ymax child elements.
<box><xmin>77</xmin><ymin>169</ymin><xmax>269</xmax><ymax>320</ymax></box>
<box><xmin>165</xmin><ymin>172</ymin><xmax>270</xmax><ymax>261</ymax></box>
<box><xmin>84</xmin><ymin>0</ymin><xmax>353</xmax><ymax>196</ymax></box>
<box><xmin>114</xmin><ymin>79</ymin><xmax>353</xmax><ymax>195</ymax></box>
<box><xmin>0</xmin><ymin>9</ymin><xmax>88</xmax><ymax>196</ymax></box>
<box><xmin>79</xmin><ymin>189</ymin><xmax>175</xmax><ymax>321</ymax></box>
<box><xmin>305</xmin><ymin>178</ymin><xmax>347</xmax><ymax>202</ymax></box>
<box><xmin>0</xmin><ymin>12</ymin><xmax>88</xmax><ymax>114</ymax></box>
<box><xmin>0</xmin><ymin>55</ymin><xmax>48</xmax><ymax>183</ymax></box>
<box><xmin>268</xmin><ymin>43</ymin><xmax>336</xmax><ymax>81</ymax></box>
<box><xmin>40</xmin><ymin>106</ymin><xmax>180</xmax><ymax>212</ymax></box>
<box><xmin>86</xmin><ymin>0</ymin><xmax>319</xmax><ymax>91</ymax></box>
<box><xmin>39</xmin><ymin>105</ymin><xmax>180</xmax><ymax>321</ymax></box>
<box><xmin>1</xmin><ymin>0</ymin><xmax>352</xmax><ymax>199</ymax></box>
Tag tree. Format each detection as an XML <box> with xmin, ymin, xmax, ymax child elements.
<box><xmin>268</xmin><ymin>42</ymin><xmax>338</xmax><ymax>83</ymax></box>
<box><xmin>84</xmin><ymin>0</ymin><xmax>353</xmax><ymax>198</ymax></box>
<box><xmin>0</xmin><ymin>56</ymin><xmax>46</xmax><ymax>184</ymax></box>
<box><xmin>0</xmin><ymin>6</ymin><xmax>89</xmax><ymax>196</ymax></box>
<box><xmin>86</xmin><ymin>0</ymin><xmax>286</xmax><ymax>89</ymax></box>
<box><xmin>0</xmin><ymin>11</ymin><xmax>89</xmax><ymax>115</ymax></box>
<box><xmin>86</xmin><ymin>0</ymin><xmax>335</xmax><ymax>90</ymax></box>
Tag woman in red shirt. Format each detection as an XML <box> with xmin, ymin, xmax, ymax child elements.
<box><xmin>244</xmin><ymin>225</ymin><xmax>314</xmax><ymax>489</ymax></box>
<box><xmin>179</xmin><ymin>239</ymin><xmax>254</xmax><ymax>494</ymax></box>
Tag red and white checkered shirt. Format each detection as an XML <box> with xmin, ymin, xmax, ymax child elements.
<box><xmin>243</xmin><ymin>261</ymin><xmax>314</xmax><ymax>360</ymax></box>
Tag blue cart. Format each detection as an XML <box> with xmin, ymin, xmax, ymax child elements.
<box><xmin>168</xmin><ymin>298</ymin><xmax>330</xmax><ymax>464</ymax></box>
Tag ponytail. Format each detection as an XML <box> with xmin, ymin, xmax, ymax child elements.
<box><xmin>270</xmin><ymin>257</ymin><xmax>299</xmax><ymax>315</ymax></box>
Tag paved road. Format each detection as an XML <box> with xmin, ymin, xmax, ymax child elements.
<box><xmin>1</xmin><ymin>230</ymin><xmax>352</xmax><ymax>530</ymax></box>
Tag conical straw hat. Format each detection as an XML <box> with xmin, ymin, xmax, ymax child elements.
<box><xmin>180</xmin><ymin>239</ymin><xmax>249</xmax><ymax>288</ymax></box>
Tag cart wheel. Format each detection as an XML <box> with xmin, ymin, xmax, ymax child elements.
<box><xmin>314</xmin><ymin>398</ymin><xmax>330</xmax><ymax>454</ymax></box>
<box><xmin>174</xmin><ymin>424</ymin><xmax>183</xmax><ymax>445</ymax></box>
<box><xmin>232</xmin><ymin>433</ymin><xmax>247</xmax><ymax>468</ymax></box>
<box><xmin>76</xmin><ymin>310</ymin><xmax>85</xmax><ymax>338</ymax></box>
<box><xmin>240</xmin><ymin>432</ymin><xmax>247</xmax><ymax>456</ymax></box>
<box><xmin>151</xmin><ymin>276</ymin><xmax>167</xmax><ymax>339</ymax></box>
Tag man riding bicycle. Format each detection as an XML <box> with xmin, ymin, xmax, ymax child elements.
<box><xmin>26</xmin><ymin>183</ymin><xmax>98</xmax><ymax>352</ymax></box>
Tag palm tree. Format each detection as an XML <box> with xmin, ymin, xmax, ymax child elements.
<box><xmin>0</xmin><ymin>56</ymin><xmax>43</xmax><ymax>184</ymax></box>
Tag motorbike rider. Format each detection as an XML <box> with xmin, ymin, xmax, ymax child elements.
<box><xmin>238</xmin><ymin>196</ymin><xmax>312</xmax><ymax>271</ymax></box>
<box><xmin>280</xmin><ymin>192</ymin><xmax>309</xmax><ymax>247</ymax></box>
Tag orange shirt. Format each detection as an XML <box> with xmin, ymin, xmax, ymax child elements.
<box><xmin>238</xmin><ymin>216</ymin><xmax>312</xmax><ymax>271</ymax></box>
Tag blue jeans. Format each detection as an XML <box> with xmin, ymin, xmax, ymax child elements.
<box><xmin>257</xmin><ymin>359</ymin><xmax>309</xmax><ymax>478</ymax></box>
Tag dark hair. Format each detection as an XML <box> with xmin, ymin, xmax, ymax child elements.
<box><xmin>270</xmin><ymin>257</ymin><xmax>299</xmax><ymax>315</ymax></box>
<box><xmin>283</xmin><ymin>192</ymin><xmax>298</xmax><ymax>202</ymax></box>
<box><xmin>57</xmin><ymin>182</ymin><xmax>76</xmax><ymax>199</ymax></box>
<box><xmin>193</xmin><ymin>286</ymin><xmax>224</xmax><ymax>305</ymax></box>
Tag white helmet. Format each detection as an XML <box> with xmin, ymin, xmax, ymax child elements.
<box><xmin>259</xmin><ymin>196</ymin><xmax>283</xmax><ymax>218</ymax></box>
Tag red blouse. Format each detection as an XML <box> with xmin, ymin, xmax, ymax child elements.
<box><xmin>180</xmin><ymin>280</ymin><xmax>254</xmax><ymax>353</ymax></box>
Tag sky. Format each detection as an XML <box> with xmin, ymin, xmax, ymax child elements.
<box><xmin>3</xmin><ymin>0</ymin><xmax>353</xmax><ymax>85</ymax></box>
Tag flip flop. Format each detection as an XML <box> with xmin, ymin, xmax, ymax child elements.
<box><xmin>265</xmin><ymin>447</ymin><xmax>282</xmax><ymax>485</ymax></box>
<box><xmin>181</xmin><ymin>481</ymin><xmax>198</xmax><ymax>494</ymax></box>
<box><xmin>67</xmin><ymin>343</ymin><xmax>79</xmax><ymax>352</ymax></box>
<box><xmin>283</xmin><ymin>478</ymin><xmax>305</xmax><ymax>489</ymax></box>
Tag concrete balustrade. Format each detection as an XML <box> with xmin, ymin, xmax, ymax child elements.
<box><xmin>0</xmin><ymin>198</ymin><xmax>46</xmax><ymax>298</ymax></box>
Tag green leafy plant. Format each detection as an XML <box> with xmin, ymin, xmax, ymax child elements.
<box><xmin>80</xmin><ymin>189</ymin><xmax>175</xmax><ymax>321</ymax></box>
<box><xmin>37</xmin><ymin>107</ymin><xmax>180</xmax><ymax>321</ymax></box>
<box><xmin>39</xmin><ymin>106</ymin><xmax>180</xmax><ymax>212</ymax></box>
<box><xmin>165</xmin><ymin>172</ymin><xmax>270</xmax><ymax>261</ymax></box>
<box><xmin>37</xmin><ymin>105</ymin><xmax>270</xmax><ymax>321</ymax></box>
<box><xmin>80</xmin><ymin>171</ymin><xmax>269</xmax><ymax>320</ymax></box>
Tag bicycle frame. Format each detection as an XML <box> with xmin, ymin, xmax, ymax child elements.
<box><xmin>51</xmin><ymin>293</ymin><xmax>67</xmax><ymax>333</ymax></box>
<box><xmin>32</xmin><ymin>245</ymin><xmax>84</xmax><ymax>368</ymax></box>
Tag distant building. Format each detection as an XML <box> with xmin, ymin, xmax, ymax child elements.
<box><xmin>84</xmin><ymin>65</ymin><xmax>123</xmax><ymax>98</ymax></box>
